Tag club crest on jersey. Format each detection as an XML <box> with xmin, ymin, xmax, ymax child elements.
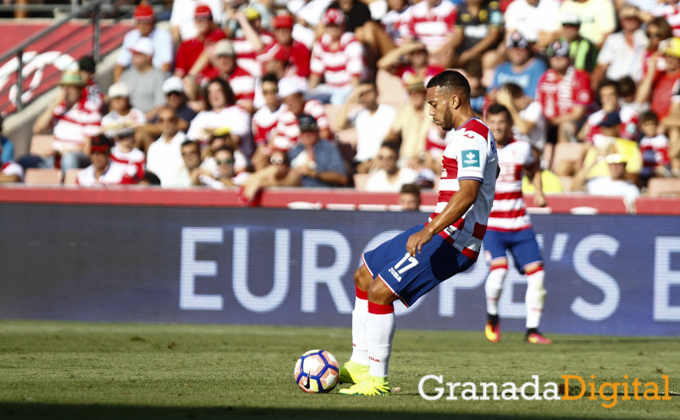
<box><xmin>462</xmin><ymin>150</ymin><xmax>480</xmax><ymax>168</ymax></box>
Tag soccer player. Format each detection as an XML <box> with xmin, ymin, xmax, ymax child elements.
<box><xmin>482</xmin><ymin>104</ymin><xmax>551</xmax><ymax>345</ymax></box>
<box><xmin>339</xmin><ymin>70</ymin><xmax>498</xmax><ymax>396</ymax></box>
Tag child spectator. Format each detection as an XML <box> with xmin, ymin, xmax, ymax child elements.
<box><xmin>101</xmin><ymin>83</ymin><xmax>147</xmax><ymax>129</ymax></box>
<box><xmin>398</xmin><ymin>183</ymin><xmax>421</xmax><ymax>211</ymax></box>
<box><xmin>639</xmin><ymin>111</ymin><xmax>672</xmax><ymax>182</ymax></box>
<box><xmin>76</xmin><ymin>135</ymin><xmax>136</xmax><ymax>186</ymax></box>
<box><xmin>582</xmin><ymin>80</ymin><xmax>639</xmax><ymax>143</ymax></box>
<box><xmin>108</xmin><ymin>127</ymin><xmax>146</xmax><ymax>180</ymax></box>
<box><xmin>618</xmin><ymin>76</ymin><xmax>649</xmax><ymax>115</ymax></box>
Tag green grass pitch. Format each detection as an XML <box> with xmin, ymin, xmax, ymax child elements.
<box><xmin>0</xmin><ymin>320</ymin><xmax>678</xmax><ymax>419</ymax></box>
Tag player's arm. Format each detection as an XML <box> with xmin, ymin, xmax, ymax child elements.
<box><xmin>406</xmin><ymin>179</ymin><xmax>481</xmax><ymax>256</ymax></box>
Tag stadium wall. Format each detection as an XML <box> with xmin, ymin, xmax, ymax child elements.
<box><xmin>1</xmin><ymin>201</ymin><xmax>679</xmax><ymax>337</ymax></box>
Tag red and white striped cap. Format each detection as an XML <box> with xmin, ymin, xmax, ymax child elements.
<box><xmin>322</xmin><ymin>8</ymin><xmax>346</xmax><ymax>26</ymax></box>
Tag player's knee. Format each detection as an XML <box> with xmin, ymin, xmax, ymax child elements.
<box><xmin>367</xmin><ymin>279</ymin><xmax>396</xmax><ymax>305</ymax></box>
<box><xmin>525</xmin><ymin>264</ymin><xmax>546</xmax><ymax>299</ymax></box>
<box><xmin>354</xmin><ymin>266</ymin><xmax>372</xmax><ymax>292</ymax></box>
<box><xmin>490</xmin><ymin>258</ymin><xmax>508</xmax><ymax>271</ymax></box>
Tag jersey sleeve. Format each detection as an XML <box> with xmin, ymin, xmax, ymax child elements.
<box><xmin>451</xmin><ymin>130</ymin><xmax>489</xmax><ymax>182</ymax></box>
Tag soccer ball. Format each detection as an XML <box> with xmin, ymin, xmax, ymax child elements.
<box><xmin>293</xmin><ymin>349</ymin><xmax>339</xmax><ymax>393</ymax></box>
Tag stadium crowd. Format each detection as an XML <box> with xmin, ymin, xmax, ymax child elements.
<box><xmin>4</xmin><ymin>0</ymin><xmax>680</xmax><ymax>203</ymax></box>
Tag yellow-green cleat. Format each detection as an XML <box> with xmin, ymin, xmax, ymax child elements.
<box><xmin>338</xmin><ymin>360</ymin><xmax>369</xmax><ymax>384</ymax></box>
<box><xmin>339</xmin><ymin>375</ymin><xmax>390</xmax><ymax>396</ymax></box>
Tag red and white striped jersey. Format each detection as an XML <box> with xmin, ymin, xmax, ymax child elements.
<box><xmin>640</xmin><ymin>134</ymin><xmax>670</xmax><ymax>168</ymax></box>
<box><xmin>202</xmin><ymin>66</ymin><xmax>256</xmax><ymax>105</ymax></box>
<box><xmin>583</xmin><ymin>106</ymin><xmax>639</xmax><ymax>144</ymax></box>
<box><xmin>76</xmin><ymin>162</ymin><xmax>136</xmax><ymax>186</ymax></box>
<box><xmin>271</xmin><ymin>100</ymin><xmax>329</xmax><ymax>150</ymax></box>
<box><xmin>257</xmin><ymin>41</ymin><xmax>312</xmax><ymax>79</ymax></box>
<box><xmin>232</xmin><ymin>31</ymin><xmax>275</xmax><ymax>77</ymax></box>
<box><xmin>52</xmin><ymin>101</ymin><xmax>102</xmax><ymax>153</ymax></box>
<box><xmin>653</xmin><ymin>4</ymin><xmax>680</xmax><ymax>38</ymax></box>
<box><xmin>536</xmin><ymin>66</ymin><xmax>592</xmax><ymax>120</ymax></box>
<box><xmin>310</xmin><ymin>32</ymin><xmax>366</xmax><ymax>89</ymax></box>
<box><xmin>110</xmin><ymin>146</ymin><xmax>146</xmax><ymax>179</ymax></box>
<box><xmin>252</xmin><ymin>104</ymin><xmax>283</xmax><ymax>146</ymax></box>
<box><xmin>488</xmin><ymin>139</ymin><xmax>534</xmax><ymax>232</ymax></box>
<box><xmin>2</xmin><ymin>161</ymin><xmax>24</xmax><ymax>181</ymax></box>
<box><xmin>430</xmin><ymin>118</ymin><xmax>497</xmax><ymax>261</ymax></box>
<box><xmin>426</xmin><ymin>125</ymin><xmax>448</xmax><ymax>159</ymax></box>
<box><xmin>405</xmin><ymin>1</ymin><xmax>458</xmax><ymax>51</ymax></box>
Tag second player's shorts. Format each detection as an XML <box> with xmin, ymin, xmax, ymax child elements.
<box><xmin>483</xmin><ymin>228</ymin><xmax>542</xmax><ymax>274</ymax></box>
<box><xmin>362</xmin><ymin>224</ymin><xmax>475</xmax><ymax>307</ymax></box>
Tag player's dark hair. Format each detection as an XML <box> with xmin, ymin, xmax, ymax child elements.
<box><xmin>487</xmin><ymin>104</ymin><xmax>511</xmax><ymax>120</ymax></box>
<box><xmin>380</xmin><ymin>140</ymin><xmax>400</xmax><ymax>155</ymax></box>
<box><xmin>426</xmin><ymin>70</ymin><xmax>471</xmax><ymax>98</ymax></box>
<box><xmin>503</xmin><ymin>83</ymin><xmax>523</xmax><ymax>98</ymax></box>
<box><xmin>262</xmin><ymin>73</ymin><xmax>279</xmax><ymax>85</ymax></box>
<box><xmin>400</xmin><ymin>183</ymin><xmax>421</xmax><ymax>196</ymax></box>
<box><xmin>204</xmin><ymin>78</ymin><xmax>236</xmax><ymax>110</ymax></box>
<box><xmin>463</xmin><ymin>59</ymin><xmax>483</xmax><ymax>79</ymax></box>
<box><xmin>640</xmin><ymin>111</ymin><xmax>659</xmax><ymax>125</ymax></box>
<box><xmin>598</xmin><ymin>79</ymin><xmax>619</xmax><ymax>95</ymax></box>
<box><xmin>617</xmin><ymin>76</ymin><xmax>636</xmax><ymax>98</ymax></box>
<box><xmin>181</xmin><ymin>140</ymin><xmax>201</xmax><ymax>154</ymax></box>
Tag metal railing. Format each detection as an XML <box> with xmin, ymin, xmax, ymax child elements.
<box><xmin>0</xmin><ymin>0</ymin><xmax>130</xmax><ymax>113</ymax></box>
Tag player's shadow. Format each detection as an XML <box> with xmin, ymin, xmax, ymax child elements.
<box><xmin>0</xmin><ymin>403</ymin><xmax>650</xmax><ymax>420</ymax></box>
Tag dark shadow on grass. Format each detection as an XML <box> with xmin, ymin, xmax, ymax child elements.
<box><xmin>0</xmin><ymin>403</ymin><xmax>647</xmax><ymax>420</ymax></box>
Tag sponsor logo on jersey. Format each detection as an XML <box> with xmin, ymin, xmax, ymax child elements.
<box><xmin>462</xmin><ymin>150</ymin><xmax>480</xmax><ymax>168</ymax></box>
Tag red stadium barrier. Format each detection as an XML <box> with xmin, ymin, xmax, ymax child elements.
<box><xmin>634</xmin><ymin>196</ymin><xmax>680</xmax><ymax>215</ymax></box>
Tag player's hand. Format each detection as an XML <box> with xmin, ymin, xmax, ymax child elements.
<box><xmin>534</xmin><ymin>192</ymin><xmax>547</xmax><ymax>207</ymax></box>
<box><xmin>496</xmin><ymin>87</ymin><xmax>513</xmax><ymax>108</ymax></box>
<box><xmin>406</xmin><ymin>229</ymin><xmax>433</xmax><ymax>257</ymax></box>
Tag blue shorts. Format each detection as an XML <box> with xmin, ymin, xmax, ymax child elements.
<box><xmin>362</xmin><ymin>224</ymin><xmax>475</xmax><ymax>307</ymax></box>
<box><xmin>483</xmin><ymin>228</ymin><xmax>542</xmax><ymax>274</ymax></box>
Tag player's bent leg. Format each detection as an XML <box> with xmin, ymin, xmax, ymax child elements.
<box><xmin>340</xmin><ymin>265</ymin><xmax>373</xmax><ymax>384</ymax></box>
<box><xmin>524</xmin><ymin>262</ymin><xmax>551</xmax><ymax>344</ymax></box>
<box><xmin>485</xmin><ymin>258</ymin><xmax>508</xmax><ymax>343</ymax></box>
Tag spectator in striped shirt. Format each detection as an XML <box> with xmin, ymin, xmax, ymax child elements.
<box><xmin>107</xmin><ymin>126</ymin><xmax>146</xmax><ymax>181</ymax></box>
<box><xmin>403</xmin><ymin>0</ymin><xmax>459</xmax><ymax>68</ymax></box>
<box><xmin>76</xmin><ymin>135</ymin><xmax>136</xmax><ymax>187</ymax></box>
<box><xmin>308</xmin><ymin>8</ymin><xmax>367</xmax><ymax>105</ymax></box>
<box><xmin>30</xmin><ymin>70</ymin><xmax>101</xmax><ymax>172</ymax></box>
<box><xmin>257</xmin><ymin>14</ymin><xmax>311</xmax><ymax>82</ymax></box>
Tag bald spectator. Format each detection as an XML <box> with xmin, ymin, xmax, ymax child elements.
<box><xmin>119</xmin><ymin>38</ymin><xmax>166</xmax><ymax>115</ymax></box>
<box><xmin>115</xmin><ymin>4</ymin><xmax>173</xmax><ymax>82</ymax></box>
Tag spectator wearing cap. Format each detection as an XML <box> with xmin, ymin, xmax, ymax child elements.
<box><xmin>102</xmin><ymin>83</ymin><xmax>147</xmax><ymax>129</ymax></box>
<box><xmin>268</xmin><ymin>77</ymin><xmax>330</xmax><ymax>150</ymax></box>
<box><xmin>495</xmin><ymin>82</ymin><xmax>547</xmax><ymax>152</ymax></box>
<box><xmin>384</xmin><ymin>75</ymin><xmax>432</xmax><ymax>169</ymax></box>
<box><xmin>308</xmin><ymin>8</ymin><xmax>367</xmax><ymax>105</ymax></box>
<box><xmin>402</xmin><ymin>0</ymin><xmax>459</xmax><ymax>68</ymax></box>
<box><xmin>174</xmin><ymin>4</ymin><xmax>227</xmax><ymax>80</ymax></box>
<box><xmin>30</xmin><ymin>70</ymin><xmax>102</xmax><ymax>172</ymax></box>
<box><xmin>78</xmin><ymin>57</ymin><xmax>104</xmax><ymax>112</ymax></box>
<box><xmin>76</xmin><ymin>135</ymin><xmax>136</xmax><ymax>186</ymax></box>
<box><xmin>535</xmin><ymin>38</ymin><xmax>592</xmax><ymax>143</ymax></box>
<box><xmin>170</xmin><ymin>0</ymin><xmax>223</xmax><ymax>44</ymax></box>
<box><xmin>571</xmin><ymin>111</ymin><xmax>642</xmax><ymax>187</ymax></box>
<box><xmin>559</xmin><ymin>0</ymin><xmax>616</xmax><ymax>49</ymax></box>
<box><xmin>115</xmin><ymin>4</ymin><xmax>173</xmax><ymax>82</ymax></box>
<box><xmin>0</xmin><ymin>137</ymin><xmax>23</xmax><ymax>183</ymax></box>
<box><xmin>257</xmin><ymin>14</ymin><xmax>311</xmax><ymax>81</ymax></box>
<box><xmin>227</xmin><ymin>8</ymin><xmax>275</xmax><ymax>78</ymax></box>
<box><xmin>146</xmin><ymin>107</ymin><xmax>188</xmax><ymax>187</ymax></box>
<box><xmin>0</xmin><ymin>116</ymin><xmax>15</xmax><ymax>165</ymax></box>
<box><xmin>252</xmin><ymin>73</ymin><xmax>283</xmax><ymax>147</ymax></box>
<box><xmin>591</xmin><ymin>5</ymin><xmax>648</xmax><ymax>90</ymax></box>
<box><xmin>489</xmin><ymin>31</ymin><xmax>547</xmax><ymax>99</ymax></box>
<box><xmin>378</xmin><ymin>41</ymin><xmax>444</xmax><ymax>87</ymax></box>
<box><xmin>504</xmin><ymin>0</ymin><xmax>561</xmax><ymax>50</ymax></box>
<box><xmin>335</xmin><ymin>83</ymin><xmax>397</xmax><ymax>173</ymax></box>
<box><xmin>364</xmin><ymin>141</ymin><xmax>417</xmax><ymax>192</ymax></box>
<box><xmin>637</xmin><ymin>37</ymin><xmax>680</xmax><ymax>120</ymax></box>
<box><xmin>573</xmin><ymin>151</ymin><xmax>641</xmax><ymax>202</ymax></box>
<box><xmin>560</xmin><ymin>12</ymin><xmax>599</xmax><ymax>73</ymax></box>
<box><xmin>448</xmin><ymin>0</ymin><xmax>503</xmax><ymax>70</ymax></box>
<box><xmin>187</xmin><ymin>78</ymin><xmax>254</xmax><ymax>156</ymax></box>
<box><xmin>288</xmin><ymin>114</ymin><xmax>348</xmax><ymax>187</ymax></box>
<box><xmin>168</xmin><ymin>140</ymin><xmax>205</xmax><ymax>187</ymax></box>
<box><xmin>107</xmin><ymin>126</ymin><xmax>146</xmax><ymax>181</ymax></box>
<box><xmin>119</xmin><ymin>37</ymin><xmax>166</xmax><ymax>115</ymax></box>
<box><xmin>581</xmin><ymin>79</ymin><xmax>639</xmax><ymax>145</ymax></box>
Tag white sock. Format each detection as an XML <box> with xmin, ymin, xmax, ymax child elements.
<box><xmin>350</xmin><ymin>287</ymin><xmax>369</xmax><ymax>366</ymax></box>
<box><xmin>485</xmin><ymin>266</ymin><xmax>507</xmax><ymax>316</ymax></box>
<box><xmin>525</xmin><ymin>267</ymin><xmax>546</xmax><ymax>329</ymax></box>
<box><xmin>367</xmin><ymin>301</ymin><xmax>395</xmax><ymax>378</ymax></box>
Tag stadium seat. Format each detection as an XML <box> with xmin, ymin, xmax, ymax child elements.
<box><xmin>63</xmin><ymin>169</ymin><xmax>80</xmax><ymax>185</ymax></box>
<box><xmin>24</xmin><ymin>168</ymin><xmax>62</xmax><ymax>185</ymax></box>
<box><xmin>354</xmin><ymin>173</ymin><xmax>369</xmax><ymax>191</ymax></box>
<box><xmin>29</xmin><ymin>135</ymin><xmax>54</xmax><ymax>155</ymax></box>
<box><xmin>647</xmin><ymin>178</ymin><xmax>680</xmax><ymax>195</ymax></box>
<box><xmin>376</xmin><ymin>69</ymin><xmax>405</xmax><ymax>106</ymax></box>
<box><xmin>552</xmin><ymin>143</ymin><xmax>584</xmax><ymax>175</ymax></box>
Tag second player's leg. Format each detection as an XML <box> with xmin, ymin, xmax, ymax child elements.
<box><xmin>484</xmin><ymin>257</ymin><xmax>508</xmax><ymax>343</ymax></box>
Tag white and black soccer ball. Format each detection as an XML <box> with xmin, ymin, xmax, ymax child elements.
<box><xmin>293</xmin><ymin>349</ymin><xmax>339</xmax><ymax>393</ymax></box>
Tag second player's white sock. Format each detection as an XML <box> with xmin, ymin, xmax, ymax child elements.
<box><xmin>350</xmin><ymin>286</ymin><xmax>369</xmax><ymax>366</ymax></box>
<box><xmin>367</xmin><ymin>301</ymin><xmax>395</xmax><ymax>378</ymax></box>
<box><xmin>525</xmin><ymin>266</ymin><xmax>546</xmax><ymax>329</ymax></box>
<box><xmin>485</xmin><ymin>265</ymin><xmax>507</xmax><ymax>316</ymax></box>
